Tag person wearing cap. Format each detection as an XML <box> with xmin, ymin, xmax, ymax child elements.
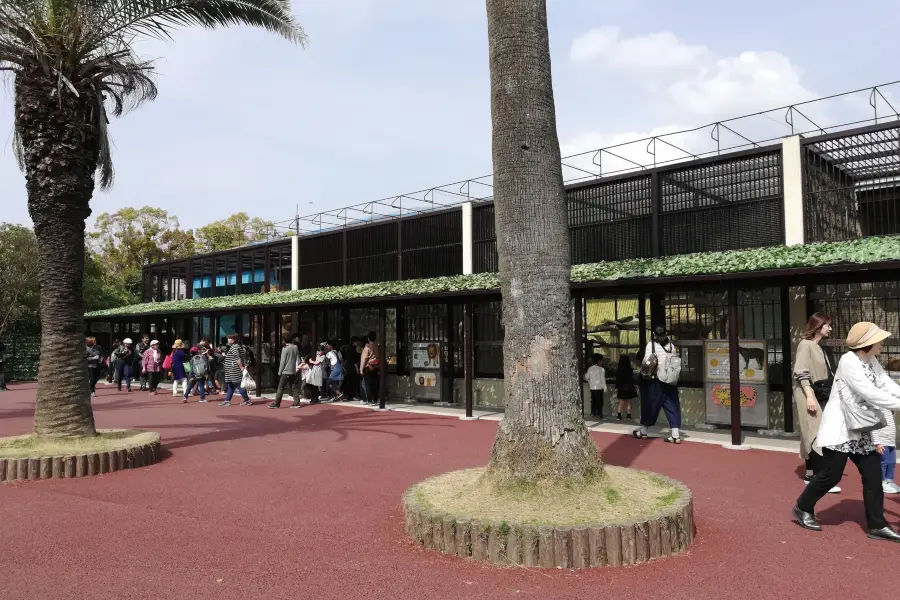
<box><xmin>170</xmin><ymin>340</ymin><xmax>188</xmax><ymax>397</ymax></box>
<box><xmin>114</xmin><ymin>338</ymin><xmax>135</xmax><ymax>392</ymax></box>
<box><xmin>793</xmin><ymin>322</ymin><xmax>900</xmax><ymax>543</ymax></box>
<box><xmin>634</xmin><ymin>325</ymin><xmax>683</xmax><ymax>444</ymax></box>
<box><xmin>142</xmin><ymin>340</ymin><xmax>164</xmax><ymax>395</ymax></box>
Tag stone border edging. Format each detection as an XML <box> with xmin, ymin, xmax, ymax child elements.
<box><xmin>0</xmin><ymin>438</ymin><xmax>163</xmax><ymax>483</ymax></box>
<box><xmin>403</xmin><ymin>471</ymin><xmax>694</xmax><ymax>568</ymax></box>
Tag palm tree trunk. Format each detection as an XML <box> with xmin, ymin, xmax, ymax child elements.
<box><xmin>485</xmin><ymin>0</ymin><xmax>601</xmax><ymax>483</ymax></box>
<box><xmin>15</xmin><ymin>68</ymin><xmax>98</xmax><ymax>438</ymax></box>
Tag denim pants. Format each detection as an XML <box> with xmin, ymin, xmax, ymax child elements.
<box><xmin>117</xmin><ymin>362</ymin><xmax>132</xmax><ymax>390</ymax></box>
<box><xmin>882</xmin><ymin>446</ymin><xmax>897</xmax><ymax>481</ymax></box>
<box><xmin>224</xmin><ymin>382</ymin><xmax>249</xmax><ymax>403</ymax></box>
<box><xmin>184</xmin><ymin>378</ymin><xmax>206</xmax><ymax>400</ymax></box>
<box><xmin>640</xmin><ymin>380</ymin><xmax>681</xmax><ymax>428</ymax></box>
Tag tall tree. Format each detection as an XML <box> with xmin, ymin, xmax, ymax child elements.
<box><xmin>1</xmin><ymin>0</ymin><xmax>305</xmax><ymax>438</ymax></box>
<box><xmin>484</xmin><ymin>0</ymin><xmax>601</xmax><ymax>483</ymax></box>
<box><xmin>91</xmin><ymin>207</ymin><xmax>196</xmax><ymax>300</ymax></box>
<box><xmin>195</xmin><ymin>212</ymin><xmax>277</xmax><ymax>252</ymax></box>
<box><xmin>0</xmin><ymin>224</ymin><xmax>40</xmax><ymax>337</ymax></box>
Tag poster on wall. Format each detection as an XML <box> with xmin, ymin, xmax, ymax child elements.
<box><xmin>704</xmin><ymin>382</ymin><xmax>768</xmax><ymax>428</ymax></box>
<box><xmin>411</xmin><ymin>342</ymin><xmax>442</xmax><ymax>370</ymax></box>
<box><xmin>411</xmin><ymin>341</ymin><xmax>442</xmax><ymax>401</ymax></box>
<box><xmin>704</xmin><ymin>340</ymin><xmax>767</xmax><ymax>383</ymax></box>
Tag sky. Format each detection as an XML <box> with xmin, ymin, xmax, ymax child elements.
<box><xmin>2</xmin><ymin>0</ymin><xmax>899</xmax><ymax>232</ymax></box>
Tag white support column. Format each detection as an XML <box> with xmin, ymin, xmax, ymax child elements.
<box><xmin>461</xmin><ymin>202</ymin><xmax>474</xmax><ymax>275</ymax></box>
<box><xmin>782</xmin><ymin>135</ymin><xmax>805</xmax><ymax>246</ymax></box>
<box><xmin>290</xmin><ymin>235</ymin><xmax>299</xmax><ymax>291</ymax></box>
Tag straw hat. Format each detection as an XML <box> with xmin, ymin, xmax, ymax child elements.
<box><xmin>173</xmin><ymin>339</ymin><xmax>185</xmax><ymax>349</ymax></box>
<box><xmin>846</xmin><ymin>322</ymin><xmax>891</xmax><ymax>350</ymax></box>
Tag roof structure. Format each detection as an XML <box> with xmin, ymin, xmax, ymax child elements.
<box><xmin>86</xmin><ymin>236</ymin><xmax>900</xmax><ymax>319</ymax></box>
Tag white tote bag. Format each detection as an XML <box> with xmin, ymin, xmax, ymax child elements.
<box><xmin>240</xmin><ymin>369</ymin><xmax>257</xmax><ymax>392</ymax></box>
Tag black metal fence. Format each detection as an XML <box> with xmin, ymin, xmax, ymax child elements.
<box><xmin>473</xmin><ymin>203</ymin><xmax>498</xmax><ymax>274</ymax></box>
<box><xmin>299</xmin><ymin>234</ymin><xmax>343</xmax><ymax>290</ymax></box>
<box><xmin>803</xmin><ymin>122</ymin><xmax>900</xmax><ymax>242</ymax></box>
<box><xmin>401</xmin><ymin>210</ymin><xmax>463</xmax><ymax>280</ymax></box>
<box><xmin>346</xmin><ymin>223</ymin><xmax>398</xmax><ymax>285</ymax></box>
<box><xmin>660</xmin><ymin>150</ymin><xmax>784</xmax><ymax>254</ymax></box>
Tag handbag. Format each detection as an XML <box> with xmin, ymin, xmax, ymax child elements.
<box><xmin>240</xmin><ymin>369</ymin><xmax>257</xmax><ymax>392</ymax></box>
<box><xmin>838</xmin><ymin>379</ymin><xmax>887</xmax><ymax>433</ymax></box>
<box><xmin>811</xmin><ymin>347</ymin><xmax>833</xmax><ymax>407</ymax></box>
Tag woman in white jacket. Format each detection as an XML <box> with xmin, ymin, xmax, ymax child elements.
<box><xmin>793</xmin><ymin>322</ymin><xmax>900</xmax><ymax>543</ymax></box>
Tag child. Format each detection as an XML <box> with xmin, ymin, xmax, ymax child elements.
<box><xmin>584</xmin><ymin>354</ymin><xmax>607</xmax><ymax>419</ymax></box>
<box><xmin>874</xmin><ymin>406</ymin><xmax>899</xmax><ymax>494</ymax></box>
<box><xmin>615</xmin><ymin>354</ymin><xmax>636</xmax><ymax>420</ymax></box>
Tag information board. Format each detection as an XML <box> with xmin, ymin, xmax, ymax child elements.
<box><xmin>703</xmin><ymin>339</ymin><xmax>769</xmax><ymax>428</ymax></box>
<box><xmin>411</xmin><ymin>341</ymin><xmax>442</xmax><ymax>401</ymax></box>
<box><xmin>704</xmin><ymin>340</ymin><xmax>767</xmax><ymax>383</ymax></box>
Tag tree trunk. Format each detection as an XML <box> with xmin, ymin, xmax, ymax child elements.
<box><xmin>484</xmin><ymin>0</ymin><xmax>601</xmax><ymax>483</ymax></box>
<box><xmin>16</xmin><ymin>67</ymin><xmax>99</xmax><ymax>438</ymax></box>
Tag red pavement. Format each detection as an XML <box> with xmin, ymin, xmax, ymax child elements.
<box><xmin>0</xmin><ymin>382</ymin><xmax>897</xmax><ymax>599</ymax></box>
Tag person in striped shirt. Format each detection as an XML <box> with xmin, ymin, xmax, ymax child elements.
<box><xmin>220</xmin><ymin>333</ymin><xmax>251</xmax><ymax>407</ymax></box>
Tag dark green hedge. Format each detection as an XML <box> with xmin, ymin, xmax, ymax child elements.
<box><xmin>86</xmin><ymin>236</ymin><xmax>900</xmax><ymax>319</ymax></box>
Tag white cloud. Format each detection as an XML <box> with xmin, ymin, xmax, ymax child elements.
<box><xmin>570</xmin><ymin>26</ymin><xmax>708</xmax><ymax>72</ymax></box>
<box><xmin>570</xmin><ymin>28</ymin><xmax>816</xmax><ymax>121</ymax></box>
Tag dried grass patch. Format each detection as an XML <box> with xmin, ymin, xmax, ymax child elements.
<box><xmin>0</xmin><ymin>429</ymin><xmax>160</xmax><ymax>458</ymax></box>
<box><xmin>413</xmin><ymin>466</ymin><xmax>682</xmax><ymax>526</ymax></box>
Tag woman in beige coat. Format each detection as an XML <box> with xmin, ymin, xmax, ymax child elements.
<box><xmin>793</xmin><ymin>313</ymin><xmax>837</xmax><ymax>491</ymax></box>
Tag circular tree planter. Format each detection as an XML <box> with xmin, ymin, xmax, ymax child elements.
<box><xmin>0</xmin><ymin>429</ymin><xmax>162</xmax><ymax>483</ymax></box>
<box><xmin>403</xmin><ymin>466</ymin><xmax>694</xmax><ymax>568</ymax></box>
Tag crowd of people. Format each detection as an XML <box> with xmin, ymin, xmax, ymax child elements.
<box><xmin>85</xmin><ymin>330</ymin><xmax>383</xmax><ymax>408</ymax></box>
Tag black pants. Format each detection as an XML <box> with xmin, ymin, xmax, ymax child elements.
<box><xmin>590</xmin><ymin>390</ymin><xmax>604</xmax><ymax>417</ymax></box>
<box><xmin>364</xmin><ymin>369</ymin><xmax>380</xmax><ymax>404</ymax></box>
<box><xmin>274</xmin><ymin>374</ymin><xmax>299</xmax><ymax>405</ymax></box>
<box><xmin>88</xmin><ymin>367</ymin><xmax>100</xmax><ymax>394</ymax></box>
<box><xmin>796</xmin><ymin>447</ymin><xmax>887</xmax><ymax>530</ymax></box>
<box><xmin>148</xmin><ymin>371</ymin><xmax>161</xmax><ymax>392</ymax></box>
<box><xmin>135</xmin><ymin>363</ymin><xmax>146</xmax><ymax>389</ymax></box>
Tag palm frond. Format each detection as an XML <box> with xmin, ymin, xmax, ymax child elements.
<box><xmin>90</xmin><ymin>0</ymin><xmax>307</xmax><ymax>47</ymax></box>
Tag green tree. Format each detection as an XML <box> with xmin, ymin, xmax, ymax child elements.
<box><xmin>0</xmin><ymin>224</ymin><xmax>40</xmax><ymax>337</ymax></box>
<box><xmin>484</xmin><ymin>0</ymin><xmax>601</xmax><ymax>483</ymax></box>
<box><xmin>1</xmin><ymin>0</ymin><xmax>305</xmax><ymax>438</ymax></box>
<box><xmin>196</xmin><ymin>212</ymin><xmax>277</xmax><ymax>252</ymax></box>
<box><xmin>91</xmin><ymin>207</ymin><xmax>196</xmax><ymax>300</ymax></box>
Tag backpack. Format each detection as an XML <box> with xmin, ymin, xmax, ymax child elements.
<box><xmin>656</xmin><ymin>342</ymin><xmax>682</xmax><ymax>385</ymax></box>
<box><xmin>191</xmin><ymin>355</ymin><xmax>208</xmax><ymax>377</ymax></box>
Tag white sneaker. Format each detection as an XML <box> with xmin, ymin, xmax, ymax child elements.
<box><xmin>827</xmin><ymin>485</ymin><xmax>841</xmax><ymax>494</ymax></box>
<box><xmin>890</xmin><ymin>481</ymin><xmax>900</xmax><ymax>494</ymax></box>
<box><xmin>884</xmin><ymin>481</ymin><xmax>899</xmax><ymax>494</ymax></box>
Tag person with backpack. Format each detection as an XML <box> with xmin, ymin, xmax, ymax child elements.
<box><xmin>634</xmin><ymin>325</ymin><xmax>683</xmax><ymax>444</ymax></box>
<box><xmin>183</xmin><ymin>346</ymin><xmax>209</xmax><ymax>403</ymax></box>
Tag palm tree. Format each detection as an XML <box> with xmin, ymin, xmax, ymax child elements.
<box><xmin>0</xmin><ymin>0</ymin><xmax>305</xmax><ymax>438</ymax></box>
<box><xmin>484</xmin><ymin>0</ymin><xmax>602</xmax><ymax>483</ymax></box>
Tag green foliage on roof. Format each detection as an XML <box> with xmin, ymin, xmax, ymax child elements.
<box><xmin>85</xmin><ymin>236</ymin><xmax>900</xmax><ymax>318</ymax></box>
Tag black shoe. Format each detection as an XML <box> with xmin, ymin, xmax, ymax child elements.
<box><xmin>290</xmin><ymin>401</ymin><xmax>302</xmax><ymax>408</ymax></box>
<box><xmin>868</xmin><ymin>527</ymin><xmax>900</xmax><ymax>543</ymax></box>
<box><xmin>616</xmin><ymin>413</ymin><xmax>623</xmax><ymax>420</ymax></box>
<box><xmin>117</xmin><ymin>387</ymin><xmax>122</xmax><ymax>392</ymax></box>
<box><xmin>792</xmin><ymin>505</ymin><xmax>822</xmax><ymax>531</ymax></box>
<box><xmin>267</xmin><ymin>402</ymin><xmax>280</xmax><ymax>409</ymax></box>
<box><xmin>626</xmin><ymin>414</ymin><xmax>632</xmax><ymax>420</ymax></box>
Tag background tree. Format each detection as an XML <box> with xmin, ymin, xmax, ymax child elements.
<box><xmin>484</xmin><ymin>0</ymin><xmax>601</xmax><ymax>484</ymax></box>
<box><xmin>0</xmin><ymin>224</ymin><xmax>40</xmax><ymax>337</ymax></box>
<box><xmin>90</xmin><ymin>207</ymin><xmax>196</xmax><ymax>301</ymax></box>
<box><xmin>195</xmin><ymin>212</ymin><xmax>278</xmax><ymax>252</ymax></box>
<box><xmin>1</xmin><ymin>0</ymin><xmax>305</xmax><ymax>438</ymax></box>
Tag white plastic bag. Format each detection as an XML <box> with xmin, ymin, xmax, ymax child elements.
<box><xmin>240</xmin><ymin>369</ymin><xmax>257</xmax><ymax>392</ymax></box>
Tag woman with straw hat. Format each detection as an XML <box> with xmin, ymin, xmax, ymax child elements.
<box><xmin>793</xmin><ymin>322</ymin><xmax>900</xmax><ymax>542</ymax></box>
